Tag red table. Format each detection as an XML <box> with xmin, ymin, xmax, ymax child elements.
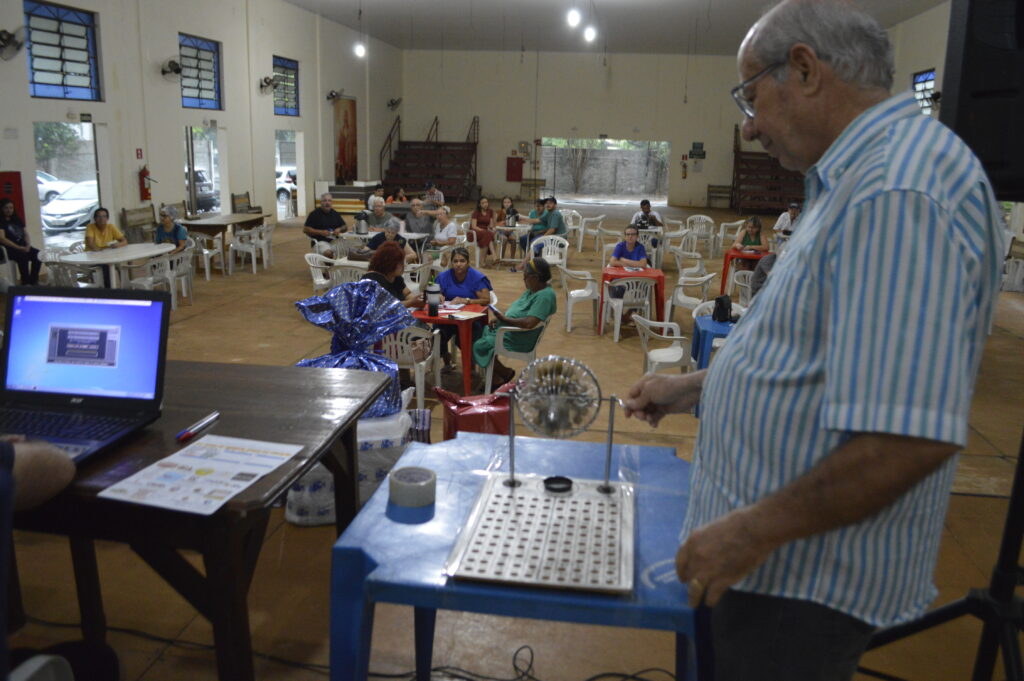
<box><xmin>413</xmin><ymin>304</ymin><xmax>488</xmax><ymax>395</ymax></box>
<box><xmin>721</xmin><ymin>248</ymin><xmax>768</xmax><ymax>294</ymax></box>
<box><xmin>598</xmin><ymin>266</ymin><xmax>666</xmax><ymax>335</ymax></box>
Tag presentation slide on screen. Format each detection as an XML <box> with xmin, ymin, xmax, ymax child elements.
<box><xmin>47</xmin><ymin>324</ymin><xmax>121</xmax><ymax>368</ymax></box>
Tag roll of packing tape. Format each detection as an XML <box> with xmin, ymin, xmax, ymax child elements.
<box><xmin>389</xmin><ymin>466</ymin><xmax>437</xmax><ymax>507</ymax></box>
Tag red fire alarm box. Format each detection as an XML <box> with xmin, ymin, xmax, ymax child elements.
<box><xmin>506</xmin><ymin>157</ymin><xmax>524</xmax><ymax>182</ymax></box>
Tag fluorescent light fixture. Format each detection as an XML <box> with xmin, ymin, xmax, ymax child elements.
<box><xmin>354</xmin><ymin>42</ymin><xmax>366</xmax><ymax>58</ymax></box>
<box><xmin>583</xmin><ymin>25</ymin><xmax>596</xmax><ymax>42</ymax></box>
<box><xmin>567</xmin><ymin>9</ymin><xmax>581</xmax><ymax>27</ymax></box>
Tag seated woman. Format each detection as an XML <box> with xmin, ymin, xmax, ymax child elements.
<box><xmin>609</xmin><ymin>225</ymin><xmax>648</xmax><ymax>268</ymax></box>
<box><xmin>368</xmin><ymin>223</ymin><xmax>417</xmax><ymax>263</ymax></box>
<box><xmin>84</xmin><ymin>207</ymin><xmax>127</xmax><ymax>251</ymax></box>
<box><xmin>436</xmin><ymin>246</ymin><xmax>493</xmax><ymax>371</ymax></box>
<box><xmin>0</xmin><ymin>198</ymin><xmax>42</xmax><ymax>285</ymax></box>
<box><xmin>473</xmin><ymin>258</ymin><xmax>557</xmax><ymax>387</ymax></box>
<box><xmin>386</xmin><ymin>187</ymin><xmax>408</xmax><ymax>204</ymax></box>
<box><xmin>730</xmin><ymin>215</ymin><xmax>769</xmax><ymax>270</ymax></box>
<box><xmin>155</xmin><ymin>205</ymin><xmax>189</xmax><ymax>254</ymax></box>
<box><xmin>469</xmin><ymin>197</ymin><xmax>498</xmax><ymax>266</ymax></box>
<box><xmin>361</xmin><ymin>240</ymin><xmax>424</xmax><ymax>308</ymax></box>
<box><xmin>494</xmin><ymin>196</ymin><xmax>519</xmax><ymax>261</ymax></box>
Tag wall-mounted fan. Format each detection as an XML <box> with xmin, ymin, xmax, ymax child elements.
<box><xmin>0</xmin><ymin>27</ymin><xmax>26</xmax><ymax>61</ymax></box>
<box><xmin>161</xmin><ymin>59</ymin><xmax>182</xmax><ymax>77</ymax></box>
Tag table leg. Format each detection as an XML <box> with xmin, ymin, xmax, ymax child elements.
<box><xmin>323</xmin><ymin>425</ymin><xmax>361</xmax><ymax>533</ymax></box>
<box><xmin>458</xmin><ymin>321</ymin><xmax>473</xmax><ymax>395</ymax></box>
<box><xmin>7</xmin><ymin>539</ymin><xmax>24</xmax><ymax>633</ymax></box>
<box><xmin>414</xmin><ymin>607</ymin><xmax>437</xmax><ymax>681</ymax></box>
<box><xmin>720</xmin><ymin>254</ymin><xmax>732</xmax><ymax>295</ymax></box>
<box><xmin>598</xmin><ymin>275</ymin><xmax>609</xmax><ymax>335</ymax></box>
<box><xmin>655</xmin><ymin>276</ymin><xmax>665</xmax><ymax>322</ymax></box>
<box><xmin>329</xmin><ymin>549</ymin><xmax>377</xmax><ymax>681</ymax></box>
<box><xmin>100</xmin><ymin>264</ymin><xmax>113</xmax><ymax>288</ymax></box>
<box><xmin>69</xmin><ymin>536</ymin><xmax>107</xmax><ymax>644</ymax></box>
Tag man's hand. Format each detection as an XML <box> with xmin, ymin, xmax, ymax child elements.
<box><xmin>676</xmin><ymin>507</ymin><xmax>774</xmax><ymax>607</ymax></box>
<box><xmin>623</xmin><ymin>371</ymin><xmax>705</xmax><ymax>427</ymax></box>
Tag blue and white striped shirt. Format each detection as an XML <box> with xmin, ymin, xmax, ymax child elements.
<box><xmin>683</xmin><ymin>91</ymin><xmax>1007</xmax><ymax>626</ymax></box>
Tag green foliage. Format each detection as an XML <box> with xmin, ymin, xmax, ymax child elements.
<box><xmin>33</xmin><ymin>122</ymin><xmax>81</xmax><ymax>163</ymax></box>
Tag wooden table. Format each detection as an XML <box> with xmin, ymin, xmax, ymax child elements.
<box><xmin>597</xmin><ymin>266</ymin><xmax>666</xmax><ymax>335</ymax></box>
<box><xmin>720</xmin><ymin>248</ymin><xmax>768</xmax><ymax>294</ymax></box>
<box><xmin>413</xmin><ymin>304</ymin><xmax>488</xmax><ymax>395</ymax></box>
<box><xmin>12</xmin><ymin>361</ymin><xmax>388</xmax><ymax>681</ymax></box>
<box><xmin>61</xmin><ymin>243</ymin><xmax>175</xmax><ymax>287</ymax></box>
<box><xmin>182</xmin><ymin>213</ymin><xmax>270</xmax><ymax>268</ymax></box>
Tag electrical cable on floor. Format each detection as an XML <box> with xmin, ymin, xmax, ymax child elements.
<box><xmin>26</xmin><ymin>617</ymin><xmax>678</xmax><ymax>681</ymax></box>
<box><xmin>855</xmin><ymin>666</ymin><xmax>912</xmax><ymax>681</ymax></box>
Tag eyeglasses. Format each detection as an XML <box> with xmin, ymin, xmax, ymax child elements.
<box><xmin>730</xmin><ymin>62</ymin><xmax>784</xmax><ymax>118</ymax></box>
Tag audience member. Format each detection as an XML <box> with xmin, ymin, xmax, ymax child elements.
<box><xmin>494</xmin><ymin>196</ymin><xmax>520</xmax><ymax>261</ymax></box>
<box><xmin>366</xmin><ymin>198</ymin><xmax>402</xmax><ymax>231</ymax></box>
<box><xmin>303</xmin><ymin>193</ymin><xmax>347</xmax><ymax>257</ymax></box>
<box><xmin>362</xmin><ymin>241</ymin><xmax>424</xmax><ymax>308</ymax></box>
<box><xmin>403</xmin><ymin>199</ymin><xmax>434</xmax><ymax>235</ymax></box>
<box><xmin>0</xmin><ymin>199</ymin><xmax>41</xmax><ymax>285</ymax></box>
<box><xmin>366</xmin><ymin>183</ymin><xmax>385</xmax><ymax>210</ymax></box>
<box><xmin>428</xmin><ymin>207</ymin><xmax>459</xmax><ymax>249</ymax></box>
<box><xmin>469</xmin><ymin>197</ymin><xmax>498</xmax><ymax>266</ymax></box>
<box><xmin>423</xmin><ymin>182</ymin><xmax>445</xmax><ymax>209</ymax></box>
<box><xmin>435</xmin><ymin>246</ymin><xmax>492</xmax><ymax>371</ymax></box>
<box><xmin>774</xmin><ymin>202</ymin><xmax>800</xmax><ymax>235</ymax></box>
<box><xmin>473</xmin><ymin>257</ymin><xmax>556</xmax><ymax>387</ymax></box>
<box><xmin>515</xmin><ymin>196</ymin><xmax>566</xmax><ymax>271</ymax></box>
<box><xmin>610</xmin><ymin>225</ymin><xmax>649</xmax><ymax>268</ymax></box>
<box><xmin>84</xmin><ymin>207</ymin><xmax>127</xmax><ymax>251</ymax></box>
<box><xmin>367</xmin><ymin>222</ymin><xmax>417</xmax><ymax>263</ymax></box>
<box><xmin>629</xmin><ymin>199</ymin><xmax>664</xmax><ymax>229</ymax></box>
<box><xmin>154</xmin><ymin>205</ymin><xmax>189</xmax><ymax>254</ymax></box>
<box><xmin>386</xmin><ymin>187</ymin><xmax>408</xmax><ymax>204</ymax></box>
<box><xmin>730</xmin><ymin>215</ymin><xmax>769</xmax><ymax>269</ymax></box>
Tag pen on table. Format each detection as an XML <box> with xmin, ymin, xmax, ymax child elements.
<box><xmin>176</xmin><ymin>411</ymin><xmax>220</xmax><ymax>442</ymax></box>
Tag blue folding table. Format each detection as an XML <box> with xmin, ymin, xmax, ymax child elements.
<box><xmin>330</xmin><ymin>431</ymin><xmax>711</xmax><ymax>680</ymax></box>
<box><xmin>691</xmin><ymin>315</ymin><xmax>734</xmax><ymax>370</ymax></box>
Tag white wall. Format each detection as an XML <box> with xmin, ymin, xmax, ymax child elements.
<box><xmin>0</xmin><ymin>0</ymin><xmax>399</xmax><ymax>248</ymax></box>
<box><xmin>401</xmin><ymin>49</ymin><xmax>741</xmax><ymax>208</ymax></box>
<box><xmin>888</xmin><ymin>1</ymin><xmax>952</xmax><ymax>97</ymax></box>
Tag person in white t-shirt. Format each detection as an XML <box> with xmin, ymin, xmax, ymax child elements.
<box><xmin>629</xmin><ymin>199</ymin><xmax>664</xmax><ymax>230</ymax></box>
<box><xmin>774</xmin><ymin>202</ymin><xmax>800</xmax><ymax>235</ymax></box>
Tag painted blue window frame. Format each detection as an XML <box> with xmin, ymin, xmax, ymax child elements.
<box><xmin>179</xmin><ymin>33</ymin><xmax>222</xmax><ymax>110</ymax></box>
<box><xmin>912</xmin><ymin>68</ymin><xmax>936</xmax><ymax>115</ymax></box>
<box><xmin>24</xmin><ymin>0</ymin><xmax>101</xmax><ymax>101</ymax></box>
<box><xmin>273</xmin><ymin>56</ymin><xmax>299</xmax><ymax>117</ymax></box>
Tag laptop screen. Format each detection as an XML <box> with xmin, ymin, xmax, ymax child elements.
<box><xmin>5</xmin><ymin>292</ymin><xmax>166</xmax><ymax>400</ymax></box>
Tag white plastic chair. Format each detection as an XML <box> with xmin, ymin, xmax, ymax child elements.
<box><xmin>665</xmin><ymin>273</ymin><xmax>718</xmax><ymax>323</ymax></box>
<box><xmin>732</xmin><ymin>269</ymin><xmax>753</xmax><ymax>305</ymax></box>
<box><xmin>716</xmin><ymin>220</ymin><xmax>746</xmax><ymax>256</ymax></box>
<box><xmin>256</xmin><ymin>222</ymin><xmax>276</xmax><ymax>268</ymax></box>
<box><xmin>189</xmin><ymin>231</ymin><xmax>225</xmax><ymax>280</ymax></box>
<box><xmin>661</xmin><ymin>219</ymin><xmax>688</xmax><ymax>250</ymax></box>
<box><xmin>304</xmin><ymin>252</ymin><xmax>334</xmax><ymax>293</ymax></box>
<box><xmin>602</xmin><ymin>243</ymin><xmax>619</xmax><ymax>268</ymax></box>
<box><xmin>636</xmin><ymin>229</ymin><xmax>662</xmax><ymax>269</ymax></box>
<box><xmin>489</xmin><ymin>289</ymin><xmax>499</xmax><ymax>306</ymax></box>
<box><xmin>47</xmin><ymin>262</ymin><xmax>101</xmax><ymax>288</ymax></box>
<box><xmin>128</xmin><ymin>255</ymin><xmax>177</xmax><ymax>308</ymax></box>
<box><xmin>531</xmin><ymin>235</ymin><xmax>570</xmax><ymax>283</ymax></box>
<box><xmin>687</xmin><ymin>215</ymin><xmax>717</xmax><ymax>257</ymax></box>
<box><xmin>229</xmin><ymin>227</ymin><xmax>260</xmax><ymax>274</ymax></box>
<box><xmin>692</xmin><ymin>300</ymin><xmax>748</xmax><ymax>319</ymax></box>
<box><xmin>559</xmin><ymin>265</ymin><xmax>599</xmax><ymax>332</ymax></box>
<box><xmin>453</xmin><ymin>212</ymin><xmax>471</xmax><ymax>224</ymax></box>
<box><xmin>484</xmin><ymin>320</ymin><xmax>549</xmax><ymax>394</ymax></box>
<box><xmin>669</xmin><ymin>249</ymin><xmax>706</xmax><ymax>278</ymax></box>
<box><xmin>601</xmin><ymin>277</ymin><xmax>654</xmax><ymax>343</ymax></box>
<box><xmin>168</xmin><ymin>247</ymin><xmax>194</xmax><ymax>306</ymax></box>
<box><xmin>329</xmin><ymin>265</ymin><xmax>364</xmax><ymax>287</ymax></box>
<box><xmin>379</xmin><ymin>327</ymin><xmax>441</xmax><ymax>411</ymax></box>
<box><xmin>405</xmin><ymin>260</ymin><xmax>433</xmax><ymax>295</ymax></box>
<box><xmin>578</xmin><ymin>214</ymin><xmax>608</xmax><ymax>251</ymax></box>
<box><xmin>9</xmin><ymin>654</ymin><xmax>74</xmax><ymax>681</ymax></box>
<box><xmin>634</xmin><ymin>315</ymin><xmax>692</xmax><ymax>374</ymax></box>
<box><xmin>559</xmin><ymin>209</ymin><xmax>582</xmax><ymax>249</ymax></box>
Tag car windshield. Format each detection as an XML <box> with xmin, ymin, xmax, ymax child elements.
<box><xmin>59</xmin><ymin>183</ymin><xmax>98</xmax><ymax>200</ymax></box>
<box><xmin>37</xmin><ymin>170</ymin><xmax>58</xmax><ymax>182</ymax></box>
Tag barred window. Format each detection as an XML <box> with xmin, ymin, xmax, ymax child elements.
<box><xmin>913</xmin><ymin>68</ymin><xmax>936</xmax><ymax>116</ymax></box>
<box><xmin>272</xmin><ymin>56</ymin><xmax>299</xmax><ymax>116</ymax></box>
<box><xmin>24</xmin><ymin>0</ymin><xmax>100</xmax><ymax>101</ymax></box>
<box><xmin>179</xmin><ymin>33</ymin><xmax>221</xmax><ymax>110</ymax></box>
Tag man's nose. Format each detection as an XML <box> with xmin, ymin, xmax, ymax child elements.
<box><xmin>741</xmin><ymin>116</ymin><xmax>758</xmax><ymax>141</ymax></box>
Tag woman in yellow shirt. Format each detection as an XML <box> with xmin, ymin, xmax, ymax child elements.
<box><xmin>84</xmin><ymin>207</ymin><xmax>127</xmax><ymax>251</ymax></box>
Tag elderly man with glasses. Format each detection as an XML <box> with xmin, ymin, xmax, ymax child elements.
<box><xmin>624</xmin><ymin>1</ymin><xmax>1007</xmax><ymax>679</ymax></box>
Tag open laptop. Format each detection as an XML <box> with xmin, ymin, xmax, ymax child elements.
<box><xmin>0</xmin><ymin>286</ymin><xmax>171</xmax><ymax>462</ymax></box>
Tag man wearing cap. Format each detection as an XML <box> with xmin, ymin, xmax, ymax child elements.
<box><xmin>774</xmin><ymin>201</ymin><xmax>800</xmax><ymax>235</ymax></box>
<box><xmin>624</xmin><ymin>1</ymin><xmax>1006</xmax><ymax>678</ymax></box>
<box><xmin>514</xmin><ymin>196</ymin><xmax>566</xmax><ymax>271</ymax></box>
<box><xmin>423</xmin><ymin>182</ymin><xmax>445</xmax><ymax>210</ymax></box>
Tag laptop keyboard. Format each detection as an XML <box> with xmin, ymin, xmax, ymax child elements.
<box><xmin>0</xmin><ymin>409</ymin><xmax>136</xmax><ymax>442</ymax></box>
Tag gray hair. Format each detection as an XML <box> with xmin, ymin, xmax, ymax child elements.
<box><xmin>163</xmin><ymin>205</ymin><xmax>179</xmax><ymax>219</ymax></box>
<box><xmin>750</xmin><ymin>0</ymin><xmax>893</xmax><ymax>91</ymax></box>
<box><xmin>320</xmin><ymin>192</ymin><xmax>333</xmax><ymax>201</ymax></box>
<box><xmin>372</xmin><ymin>197</ymin><xmax>385</xmax><ymax>208</ymax></box>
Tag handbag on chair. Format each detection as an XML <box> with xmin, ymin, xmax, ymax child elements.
<box><xmin>712</xmin><ymin>295</ymin><xmax>732</xmax><ymax>322</ymax></box>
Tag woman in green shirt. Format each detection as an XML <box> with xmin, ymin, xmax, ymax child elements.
<box><xmin>730</xmin><ymin>215</ymin><xmax>769</xmax><ymax>270</ymax></box>
<box><xmin>473</xmin><ymin>257</ymin><xmax>557</xmax><ymax>387</ymax></box>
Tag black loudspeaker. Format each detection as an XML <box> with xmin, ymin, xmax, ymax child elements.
<box><xmin>941</xmin><ymin>0</ymin><xmax>1024</xmax><ymax>201</ymax></box>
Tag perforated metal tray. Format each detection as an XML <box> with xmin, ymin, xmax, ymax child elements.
<box><xmin>446</xmin><ymin>473</ymin><xmax>635</xmax><ymax>594</ymax></box>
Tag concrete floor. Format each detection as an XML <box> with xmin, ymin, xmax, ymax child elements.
<box><xmin>7</xmin><ymin>200</ymin><xmax>1024</xmax><ymax>680</ymax></box>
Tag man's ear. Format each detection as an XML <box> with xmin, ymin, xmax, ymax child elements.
<box><xmin>788</xmin><ymin>43</ymin><xmax>823</xmax><ymax>94</ymax></box>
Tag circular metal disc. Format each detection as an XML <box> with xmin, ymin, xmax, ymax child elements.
<box><xmin>514</xmin><ymin>355</ymin><xmax>602</xmax><ymax>438</ymax></box>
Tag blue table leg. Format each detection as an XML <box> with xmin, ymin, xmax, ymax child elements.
<box><xmin>414</xmin><ymin>607</ymin><xmax>437</xmax><ymax>681</ymax></box>
<box><xmin>330</xmin><ymin>550</ymin><xmax>377</xmax><ymax>681</ymax></box>
<box><xmin>695</xmin><ymin>605</ymin><xmax>715</xmax><ymax>681</ymax></box>
<box><xmin>675</xmin><ymin>633</ymin><xmax>689</xmax><ymax>680</ymax></box>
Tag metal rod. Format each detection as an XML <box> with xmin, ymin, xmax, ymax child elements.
<box><xmin>505</xmin><ymin>392</ymin><xmax>518</xmax><ymax>487</ymax></box>
<box><xmin>600</xmin><ymin>395</ymin><xmax>616</xmax><ymax>493</ymax></box>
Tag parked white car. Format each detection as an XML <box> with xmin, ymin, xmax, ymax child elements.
<box><xmin>41</xmin><ymin>180</ymin><xmax>99</xmax><ymax>232</ymax></box>
<box><xmin>276</xmin><ymin>166</ymin><xmax>297</xmax><ymax>204</ymax></box>
<box><xmin>36</xmin><ymin>170</ymin><xmax>75</xmax><ymax>204</ymax></box>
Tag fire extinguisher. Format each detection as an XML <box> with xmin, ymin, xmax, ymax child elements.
<box><xmin>139</xmin><ymin>165</ymin><xmax>152</xmax><ymax>201</ymax></box>
<box><xmin>680</xmin><ymin>159</ymin><xmax>688</xmax><ymax>180</ymax></box>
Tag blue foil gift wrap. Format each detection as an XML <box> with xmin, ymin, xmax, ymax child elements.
<box><xmin>295</xmin><ymin>281</ymin><xmax>415</xmax><ymax>418</ymax></box>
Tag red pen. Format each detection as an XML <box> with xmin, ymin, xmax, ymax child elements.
<box><xmin>175</xmin><ymin>411</ymin><xmax>220</xmax><ymax>442</ymax></box>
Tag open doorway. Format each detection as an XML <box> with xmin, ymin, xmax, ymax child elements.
<box><xmin>34</xmin><ymin>121</ymin><xmax>99</xmax><ymax>250</ymax></box>
<box><xmin>275</xmin><ymin>130</ymin><xmax>297</xmax><ymax>220</ymax></box>
<box><xmin>184</xmin><ymin>124</ymin><xmax>220</xmax><ymax>215</ymax></box>
<box><xmin>540</xmin><ymin>137</ymin><xmax>670</xmax><ymax>204</ymax></box>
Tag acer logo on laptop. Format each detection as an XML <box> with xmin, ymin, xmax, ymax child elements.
<box><xmin>70</xmin><ymin>397</ymin><xmax>84</xmax><ymax>404</ymax></box>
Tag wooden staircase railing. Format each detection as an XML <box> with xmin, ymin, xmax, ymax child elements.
<box><xmin>464</xmin><ymin>116</ymin><xmax>479</xmax><ymax>199</ymax></box>
<box><xmin>426</xmin><ymin>117</ymin><xmax>439</xmax><ymax>143</ymax></box>
<box><xmin>379</xmin><ymin>116</ymin><xmax>401</xmax><ymax>180</ymax></box>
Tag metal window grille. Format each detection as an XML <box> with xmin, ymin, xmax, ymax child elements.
<box><xmin>24</xmin><ymin>0</ymin><xmax>100</xmax><ymax>101</ymax></box>
<box><xmin>913</xmin><ymin>68</ymin><xmax>936</xmax><ymax>116</ymax></box>
<box><xmin>179</xmin><ymin>33</ymin><xmax>221</xmax><ymax>110</ymax></box>
<box><xmin>273</xmin><ymin>56</ymin><xmax>299</xmax><ymax>116</ymax></box>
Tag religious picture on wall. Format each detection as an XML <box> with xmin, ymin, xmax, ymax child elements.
<box><xmin>334</xmin><ymin>98</ymin><xmax>357</xmax><ymax>184</ymax></box>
